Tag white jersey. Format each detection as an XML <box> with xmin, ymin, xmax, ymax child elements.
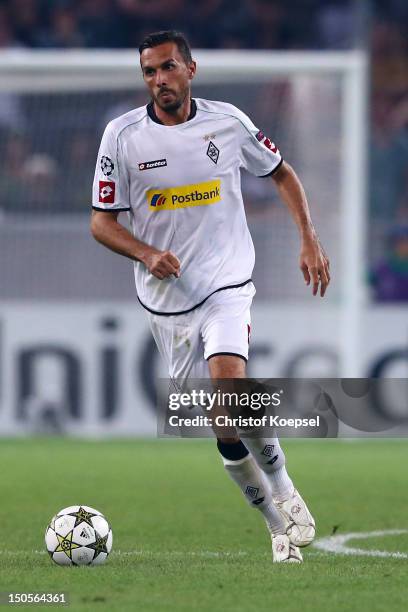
<box><xmin>92</xmin><ymin>98</ymin><xmax>282</xmax><ymax>315</ymax></box>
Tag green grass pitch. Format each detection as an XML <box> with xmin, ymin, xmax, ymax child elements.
<box><xmin>0</xmin><ymin>438</ymin><xmax>407</xmax><ymax>611</ymax></box>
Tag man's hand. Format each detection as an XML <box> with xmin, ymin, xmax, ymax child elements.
<box><xmin>299</xmin><ymin>235</ymin><xmax>330</xmax><ymax>297</ymax></box>
<box><xmin>272</xmin><ymin>162</ymin><xmax>331</xmax><ymax>297</ymax></box>
<box><xmin>143</xmin><ymin>248</ymin><xmax>181</xmax><ymax>280</ymax></box>
<box><xmin>90</xmin><ymin>211</ymin><xmax>181</xmax><ymax>280</ymax></box>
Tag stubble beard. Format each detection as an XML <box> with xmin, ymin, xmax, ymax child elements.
<box><xmin>154</xmin><ymin>86</ymin><xmax>190</xmax><ymax>113</ymax></box>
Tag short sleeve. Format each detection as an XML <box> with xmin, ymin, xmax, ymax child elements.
<box><xmin>92</xmin><ymin>122</ymin><xmax>130</xmax><ymax>211</ymax></box>
<box><xmin>235</xmin><ymin>108</ymin><xmax>283</xmax><ymax>178</ymax></box>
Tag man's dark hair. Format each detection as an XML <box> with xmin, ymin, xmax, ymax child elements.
<box><xmin>138</xmin><ymin>30</ymin><xmax>193</xmax><ymax>65</ymax></box>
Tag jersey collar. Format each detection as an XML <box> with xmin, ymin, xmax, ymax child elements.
<box><xmin>147</xmin><ymin>99</ymin><xmax>197</xmax><ymax>125</ymax></box>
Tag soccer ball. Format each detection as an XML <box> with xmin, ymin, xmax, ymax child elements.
<box><xmin>45</xmin><ymin>505</ymin><xmax>112</xmax><ymax>566</ymax></box>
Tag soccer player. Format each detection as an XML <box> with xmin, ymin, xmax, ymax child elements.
<box><xmin>91</xmin><ymin>31</ymin><xmax>330</xmax><ymax>563</ymax></box>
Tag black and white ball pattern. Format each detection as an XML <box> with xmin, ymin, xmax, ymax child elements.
<box><xmin>100</xmin><ymin>155</ymin><xmax>114</xmax><ymax>176</ymax></box>
<box><xmin>45</xmin><ymin>505</ymin><xmax>113</xmax><ymax>566</ymax></box>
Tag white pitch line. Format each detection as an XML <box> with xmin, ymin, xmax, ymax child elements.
<box><xmin>313</xmin><ymin>529</ymin><xmax>408</xmax><ymax>559</ymax></box>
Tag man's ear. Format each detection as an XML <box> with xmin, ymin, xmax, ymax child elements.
<box><xmin>189</xmin><ymin>60</ymin><xmax>197</xmax><ymax>80</ymax></box>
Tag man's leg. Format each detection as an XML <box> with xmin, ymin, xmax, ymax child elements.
<box><xmin>241</xmin><ymin>435</ymin><xmax>315</xmax><ymax>547</ymax></box>
<box><xmin>208</xmin><ymin>354</ymin><xmax>302</xmax><ymax>563</ymax></box>
<box><xmin>146</xmin><ymin>309</ymin><xmax>298</xmax><ymax>560</ymax></box>
<box><xmin>208</xmin><ymin>354</ymin><xmax>315</xmax><ymax>548</ymax></box>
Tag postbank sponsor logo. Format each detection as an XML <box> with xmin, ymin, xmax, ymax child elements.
<box><xmin>147</xmin><ymin>180</ymin><xmax>221</xmax><ymax>211</ymax></box>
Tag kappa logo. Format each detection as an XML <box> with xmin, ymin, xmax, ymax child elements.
<box><xmin>147</xmin><ymin>180</ymin><xmax>221</xmax><ymax>211</ymax></box>
<box><xmin>99</xmin><ymin>181</ymin><xmax>115</xmax><ymax>203</ymax></box>
<box><xmin>256</xmin><ymin>130</ymin><xmax>279</xmax><ymax>154</ymax></box>
<box><xmin>139</xmin><ymin>158</ymin><xmax>167</xmax><ymax>171</ymax></box>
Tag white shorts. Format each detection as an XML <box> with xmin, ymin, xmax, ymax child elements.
<box><xmin>147</xmin><ymin>282</ymin><xmax>256</xmax><ymax>383</ymax></box>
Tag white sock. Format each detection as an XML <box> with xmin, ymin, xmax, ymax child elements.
<box><xmin>242</xmin><ymin>436</ymin><xmax>294</xmax><ymax>502</ymax></box>
<box><xmin>221</xmin><ymin>453</ymin><xmax>286</xmax><ymax>536</ymax></box>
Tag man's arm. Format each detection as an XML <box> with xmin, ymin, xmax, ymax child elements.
<box><xmin>90</xmin><ymin>210</ymin><xmax>180</xmax><ymax>280</ymax></box>
<box><xmin>272</xmin><ymin>161</ymin><xmax>330</xmax><ymax>297</ymax></box>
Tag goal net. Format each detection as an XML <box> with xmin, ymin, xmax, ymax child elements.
<box><xmin>0</xmin><ymin>50</ymin><xmax>368</xmax><ymax>378</ymax></box>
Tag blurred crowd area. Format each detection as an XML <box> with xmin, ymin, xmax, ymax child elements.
<box><xmin>0</xmin><ymin>0</ymin><xmax>392</xmax><ymax>51</ymax></box>
<box><xmin>0</xmin><ymin>0</ymin><xmax>407</xmax><ymax>301</ymax></box>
